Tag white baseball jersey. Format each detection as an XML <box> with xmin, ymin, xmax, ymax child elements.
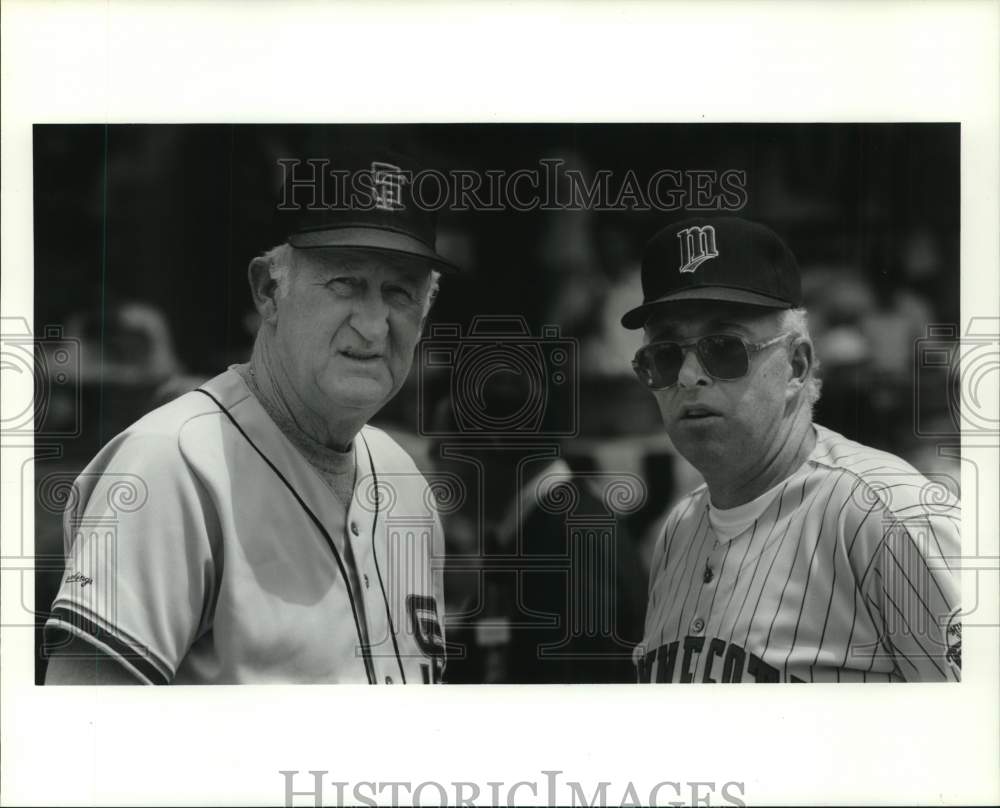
<box><xmin>44</xmin><ymin>368</ymin><xmax>446</xmax><ymax>684</ymax></box>
<box><xmin>637</xmin><ymin>425</ymin><xmax>960</xmax><ymax>683</ymax></box>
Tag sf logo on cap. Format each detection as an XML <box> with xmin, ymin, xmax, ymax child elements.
<box><xmin>371</xmin><ymin>161</ymin><xmax>407</xmax><ymax>211</ymax></box>
<box><xmin>676</xmin><ymin>225</ymin><xmax>719</xmax><ymax>273</ymax></box>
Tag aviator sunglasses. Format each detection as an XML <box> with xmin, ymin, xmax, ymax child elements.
<box><xmin>632</xmin><ymin>333</ymin><xmax>790</xmax><ymax>390</ymax></box>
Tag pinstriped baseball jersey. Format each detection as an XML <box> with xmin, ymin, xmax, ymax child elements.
<box><xmin>636</xmin><ymin>424</ymin><xmax>960</xmax><ymax>683</ymax></box>
<box><xmin>44</xmin><ymin>369</ymin><xmax>446</xmax><ymax>684</ymax></box>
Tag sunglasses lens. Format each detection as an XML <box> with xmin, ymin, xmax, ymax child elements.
<box><xmin>635</xmin><ymin>343</ymin><xmax>684</xmax><ymax>389</ymax></box>
<box><xmin>635</xmin><ymin>335</ymin><xmax>753</xmax><ymax>388</ymax></box>
<box><xmin>698</xmin><ymin>335</ymin><xmax>749</xmax><ymax>379</ymax></box>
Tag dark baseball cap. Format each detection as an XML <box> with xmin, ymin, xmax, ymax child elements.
<box><xmin>273</xmin><ymin>149</ymin><xmax>461</xmax><ymax>273</ymax></box>
<box><xmin>621</xmin><ymin>216</ymin><xmax>802</xmax><ymax>329</ymax></box>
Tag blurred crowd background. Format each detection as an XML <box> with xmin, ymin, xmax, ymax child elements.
<box><xmin>29</xmin><ymin>124</ymin><xmax>961</xmax><ymax>683</ymax></box>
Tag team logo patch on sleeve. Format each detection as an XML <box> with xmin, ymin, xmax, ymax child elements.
<box><xmin>945</xmin><ymin>609</ymin><xmax>962</xmax><ymax>674</ymax></box>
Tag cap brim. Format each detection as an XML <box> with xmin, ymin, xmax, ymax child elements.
<box><xmin>620</xmin><ymin>286</ymin><xmax>795</xmax><ymax>329</ymax></box>
<box><xmin>288</xmin><ymin>226</ymin><xmax>461</xmax><ymax>274</ymax></box>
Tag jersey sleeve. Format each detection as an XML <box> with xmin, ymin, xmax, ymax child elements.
<box><xmin>44</xmin><ymin>429</ymin><xmax>218</xmax><ymax>684</ymax></box>
<box><xmin>646</xmin><ymin>519</ymin><xmax>668</xmax><ymax>599</ymax></box>
<box><xmin>646</xmin><ymin>508</ymin><xmax>674</xmax><ymax>599</ymax></box>
<box><xmin>638</xmin><ymin>495</ymin><xmax>690</xmax><ymax>672</ymax></box>
<box><xmin>645</xmin><ymin>491</ymin><xmax>699</xmax><ymax>603</ymax></box>
<box><xmin>848</xmin><ymin>482</ymin><xmax>961</xmax><ymax>682</ymax></box>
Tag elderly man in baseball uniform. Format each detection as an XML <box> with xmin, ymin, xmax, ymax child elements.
<box><xmin>44</xmin><ymin>152</ymin><xmax>454</xmax><ymax>684</ymax></box>
<box><xmin>624</xmin><ymin>217</ymin><xmax>960</xmax><ymax>683</ymax></box>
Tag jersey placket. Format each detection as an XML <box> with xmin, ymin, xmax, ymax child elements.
<box><xmin>345</xmin><ymin>505</ymin><xmax>395</xmax><ymax>684</ymax></box>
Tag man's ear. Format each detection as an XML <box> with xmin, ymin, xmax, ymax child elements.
<box><xmin>786</xmin><ymin>337</ymin><xmax>814</xmax><ymax>402</ymax></box>
<box><xmin>248</xmin><ymin>257</ymin><xmax>280</xmax><ymax>324</ymax></box>
<box><xmin>417</xmin><ymin>271</ymin><xmax>441</xmax><ymax>336</ymax></box>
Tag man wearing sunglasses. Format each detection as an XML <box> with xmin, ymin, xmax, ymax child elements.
<box><xmin>623</xmin><ymin>217</ymin><xmax>960</xmax><ymax>683</ymax></box>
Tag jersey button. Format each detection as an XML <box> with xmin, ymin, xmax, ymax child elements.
<box><xmin>703</xmin><ymin>566</ymin><xmax>714</xmax><ymax>584</ymax></box>
<box><xmin>691</xmin><ymin>617</ymin><xmax>705</xmax><ymax>634</ymax></box>
<box><xmin>350</xmin><ymin>522</ymin><xmax>360</xmax><ymax>536</ymax></box>
<box><xmin>363</xmin><ymin>574</ymin><xmax>370</xmax><ymax>588</ymax></box>
<box><xmin>385</xmin><ymin>675</ymin><xmax>393</xmax><ymax>684</ymax></box>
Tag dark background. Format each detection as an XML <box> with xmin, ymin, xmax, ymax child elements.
<box><xmin>34</xmin><ymin>124</ymin><xmax>959</xmax><ymax>372</ymax></box>
<box><xmin>31</xmin><ymin>124</ymin><xmax>961</xmax><ymax>683</ymax></box>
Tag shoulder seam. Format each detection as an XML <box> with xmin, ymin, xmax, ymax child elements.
<box><xmin>806</xmin><ymin>460</ymin><xmax>939</xmax><ymax>523</ymax></box>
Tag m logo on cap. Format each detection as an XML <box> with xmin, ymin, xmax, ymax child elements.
<box><xmin>676</xmin><ymin>225</ymin><xmax>719</xmax><ymax>273</ymax></box>
<box><xmin>371</xmin><ymin>161</ymin><xmax>407</xmax><ymax>211</ymax></box>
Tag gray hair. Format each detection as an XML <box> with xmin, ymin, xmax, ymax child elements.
<box><xmin>778</xmin><ymin>307</ymin><xmax>822</xmax><ymax>410</ymax></box>
<box><xmin>260</xmin><ymin>243</ymin><xmax>441</xmax><ymax>319</ymax></box>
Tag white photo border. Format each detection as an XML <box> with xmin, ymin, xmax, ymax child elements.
<box><xmin>2</xmin><ymin>1</ymin><xmax>997</xmax><ymax>805</ymax></box>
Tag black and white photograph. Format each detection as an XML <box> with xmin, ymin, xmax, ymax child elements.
<box><xmin>29</xmin><ymin>123</ymin><xmax>963</xmax><ymax>687</ymax></box>
<box><xmin>2</xmin><ymin>2</ymin><xmax>997</xmax><ymax>806</ymax></box>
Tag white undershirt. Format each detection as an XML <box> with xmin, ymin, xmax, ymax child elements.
<box><xmin>708</xmin><ymin>461</ymin><xmax>812</xmax><ymax>543</ymax></box>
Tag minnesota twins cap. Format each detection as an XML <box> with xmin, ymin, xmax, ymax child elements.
<box><xmin>621</xmin><ymin>216</ymin><xmax>802</xmax><ymax>329</ymax></box>
<box><xmin>273</xmin><ymin>148</ymin><xmax>461</xmax><ymax>273</ymax></box>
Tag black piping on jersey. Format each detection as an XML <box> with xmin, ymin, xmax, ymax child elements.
<box><xmin>359</xmin><ymin>433</ymin><xmax>408</xmax><ymax>685</ymax></box>
<box><xmin>47</xmin><ymin>605</ymin><xmax>171</xmax><ymax>685</ymax></box>
<box><xmin>194</xmin><ymin>388</ymin><xmax>381</xmax><ymax>684</ymax></box>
